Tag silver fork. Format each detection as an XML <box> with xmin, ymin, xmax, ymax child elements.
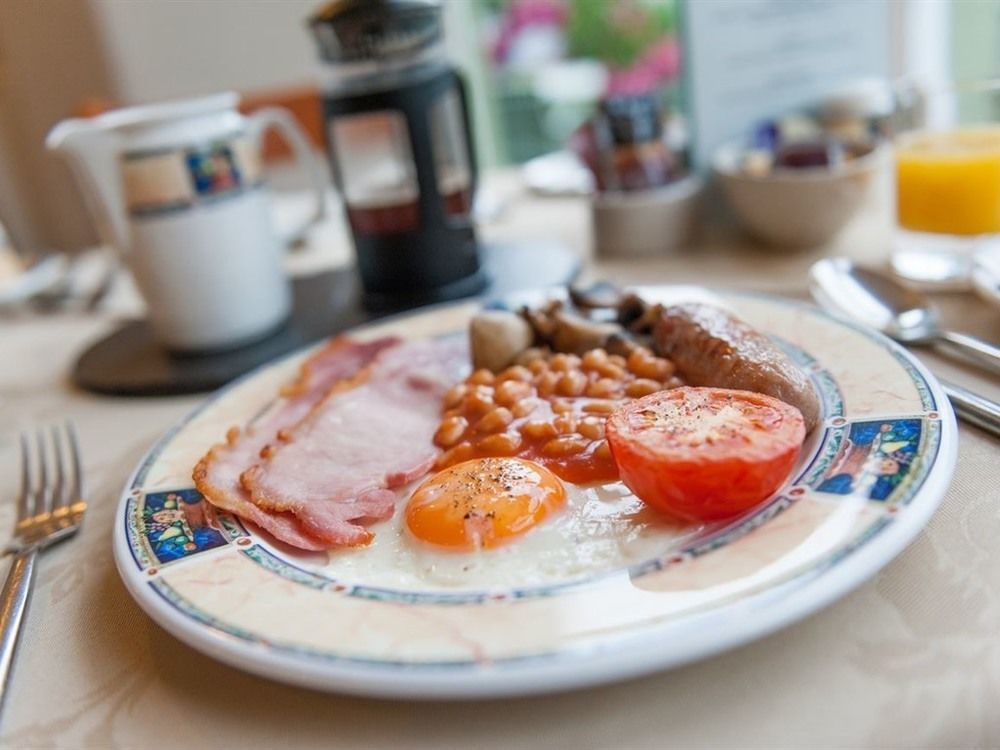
<box><xmin>0</xmin><ymin>423</ymin><xmax>86</xmax><ymax>714</ymax></box>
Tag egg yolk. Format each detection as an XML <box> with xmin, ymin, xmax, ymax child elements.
<box><xmin>405</xmin><ymin>458</ymin><xmax>566</xmax><ymax>550</ymax></box>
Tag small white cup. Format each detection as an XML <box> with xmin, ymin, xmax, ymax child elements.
<box><xmin>592</xmin><ymin>175</ymin><xmax>704</xmax><ymax>257</ymax></box>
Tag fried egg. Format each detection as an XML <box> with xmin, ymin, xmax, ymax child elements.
<box><xmin>406</xmin><ymin>458</ymin><xmax>565</xmax><ymax>550</ymax></box>
<box><xmin>313</xmin><ymin>457</ymin><xmax>708</xmax><ymax>590</ymax></box>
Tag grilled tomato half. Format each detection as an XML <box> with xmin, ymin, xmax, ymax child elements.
<box><xmin>606</xmin><ymin>387</ymin><xmax>806</xmax><ymax>521</ymax></box>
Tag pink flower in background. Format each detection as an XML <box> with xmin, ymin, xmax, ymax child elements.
<box><xmin>606</xmin><ymin>67</ymin><xmax>658</xmax><ymax>96</ymax></box>
<box><xmin>606</xmin><ymin>36</ymin><xmax>680</xmax><ymax>95</ymax></box>
<box><xmin>491</xmin><ymin>0</ymin><xmax>569</xmax><ymax>64</ymax></box>
<box><xmin>642</xmin><ymin>38</ymin><xmax>681</xmax><ymax>79</ymax></box>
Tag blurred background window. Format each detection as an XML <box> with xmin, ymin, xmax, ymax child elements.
<box><xmin>1</xmin><ymin>0</ymin><xmax>999</xmax><ymax>254</ymax></box>
<box><xmin>469</xmin><ymin>0</ymin><xmax>681</xmax><ymax>164</ymax></box>
<box><xmin>951</xmin><ymin>0</ymin><xmax>1000</xmax><ymax>123</ymax></box>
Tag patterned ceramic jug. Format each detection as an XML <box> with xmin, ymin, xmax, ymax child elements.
<box><xmin>47</xmin><ymin>92</ymin><xmax>327</xmax><ymax>351</ymax></box>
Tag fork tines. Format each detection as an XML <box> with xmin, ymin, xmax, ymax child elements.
<box><xmin>13</xmin><ymin>422</ymin><xmax>86</xmax><ymax>553</ymax></box>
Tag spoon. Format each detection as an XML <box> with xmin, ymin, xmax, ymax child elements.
<box><xmin>810</xmin><ymin>257</ymin><xmax>1000</xmax><ymax>376</ymax></box>
<box><xmin>811</xmin><ymin>257</ymin><xmax>1000</xmax><ymax>438</ymax></box>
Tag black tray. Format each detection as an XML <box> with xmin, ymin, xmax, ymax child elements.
<box><xmin>73</xmin><ymin>240</ymin><xmax>579</xmax><ymax>396</ymax></box>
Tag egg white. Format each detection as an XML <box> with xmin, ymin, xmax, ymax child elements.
<box><xmin>309</xmin><ymin>478</ymin><xmax>708</xmax><ymax>591</ymax></box>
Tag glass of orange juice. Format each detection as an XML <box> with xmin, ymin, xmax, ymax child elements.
<box><xmin>892</xmin><ymin>79</ymin><xmax>1000</xmax><ymax>287</ymax></box>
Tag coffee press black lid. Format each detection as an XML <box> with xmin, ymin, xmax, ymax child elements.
<box><xmin>309</xmin><ymin>0</ymin><xmax>442</xmax><ymax>63</ymax></box>
<box><xmin>599</xmin><ymin>95</ymin><xmax>663</xmax><ymax>145</ymax></box>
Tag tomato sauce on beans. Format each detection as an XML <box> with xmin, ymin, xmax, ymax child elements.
<box><xmin>433</xmin><ymin>347</ymin><xmax>683</xmax><ymax>483</ymax></box>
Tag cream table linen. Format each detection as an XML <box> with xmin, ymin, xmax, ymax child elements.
<box><xmin>0</xmin><ymin>174</ymin><xmax>998</xmax><ymax>749</ymax></box>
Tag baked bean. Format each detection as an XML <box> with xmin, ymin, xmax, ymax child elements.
<box><xmin>542</xmin><ymin>435</ymin><xmax>589</xmax><ymax>456</ymax></box>
<box><xmin>586</xmin><ymin>377</ymin><xmax>621</xmax><ymax>399</ymax></box>
<box><xmin>556</xmin><ymin>371</ymin><xmax>587</xmax><ymax>397</ymax></box>
<box><xmin>578</xmin><ymin>416</ymin><xmax>604</xmax><ymax>440</ymax></box>
<box><xmin>535</xmin><ymin>371</ymin><xmax>559</xmax><ymax>397</ymax></box>
<box><xmin>475</xmin><ymin>406</ymin><xmax>513</xmax><ymax>433</ymax></box>
<box><xmin>551</xmin><ymin>399</ymin><xmax>574</xmax><ymax>414</ymax></box>
<box><xmin>511</xmin><ymin>397</ymin><xmax>541</xmax><ymax>418</ymax></box>
<box><xmin>528</xmin><ymin>358</ymin><xmax>549</xmax><ymax>376</ymax></box>
<box><xmin>627</xmin><ymin>349</ymin><xmax>675</xmax><ymax>380</ymax></box>
<box><xmin>549</xmin><ymin>353</ymin><xmax>581</xmax><ymax>372</ymax></box>
<box><xmin>434</xmin><ymin>416</ymin><xmax>468</xmax><ymax>447</ymax></box>
<box><xmin>477</xmin><ymin>431</ymin><xmax>522</xmax><ymax>454</ymax></box>
<box><xmin>497</xmin><ymin>365</ymin><xmax>533</xmax><ymax>383</ymax></box>
<box><xmin>520</xmin><ymin>420</ymin><xmax>558</xmax><ymax>441</ymax></box>
<box><xmin>438</xmin><ymin>441</ymin><xmax>474</xmax><ymax>467</ymax></box>
<box><xmin>495</xmin><ymin>379</ymin><xmax>533</xmax><ymax>407</ymax></box>
<box><xmin>582</xmin><ymin>399</ymin><xmax>618</xmax><ymax>414</ymax></box>
<box><xmin>626</xmin><ymin>349</ymin><xmax>649</xmax><ymax>374</ymax></box>
<box><xmin>625</xmin><ymin>347</ymin><xmax>653</xmax><ymax>373</ymax></box>
<box><xmin>595</xmin><ymin>361</ymin><xmax>626</xmax><ymax>380</ymax></box>
<box><xmin>592</xmin><ymin>439</ymin><xmax>612</xmax><ymax>460</ymax></box>
<box><xmin>443</xmin><ymin>384</ymin><xmax>468</xmax><ymax>409</ymax></box>
<box><xmin>468</xmin><ymin>368</ymin><xmax>495</xmax><ymax>386</ymax></box>
<box><xmin>463</xmin><ymin>386</ymin><xmax>494</xmax><ymax>415</ymax></box>
<box><xmin>439</xmin><ymin>346</ymin><xmax>684</xmax><ymax>469</ymax></box>
<box><xmin>553</xmin><ymin>414</ymin><xmax>578</xmax><ymax>434</ymax></box>
<box><xmin>549</xmin><ymin>353</ymin><xmax>570</xmax><ymax>372</ymax></box>
<box><xmin>625</xmin><ymin>378</ymin><xmax>663</xmax><ymax>398</ymax></box>
<box><xmin>581</xmin><ymin>349</ymin><xmax>609</xmax><ymax>371</ymax></box>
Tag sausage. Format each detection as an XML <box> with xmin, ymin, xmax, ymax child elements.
<box><xmin>653</xmin><ymin>303</ymin><xmax>821</xmax><ymax>431</ymax></box>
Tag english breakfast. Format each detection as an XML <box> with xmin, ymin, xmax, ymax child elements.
<box><xmin>192</xmin><ymin>288</ymin><xmax>817</xmax><ymax>583</ymax></box>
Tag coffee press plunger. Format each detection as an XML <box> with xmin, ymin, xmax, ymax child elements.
<box><xmin>309</xmin><ymin>0</ymin><xmax>487</xmax><ymax>309</ymax></box>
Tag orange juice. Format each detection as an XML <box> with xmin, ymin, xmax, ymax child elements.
<box><xmin>896</xmin><ymin>126</ymin><xmax>1000</xmax><ymax>236</ymax></box>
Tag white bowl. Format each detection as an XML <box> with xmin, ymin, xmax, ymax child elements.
<box><xmin>713</xmin><ymin>141</ymin><xmax>887</xmax><ymax>249</ymax></box>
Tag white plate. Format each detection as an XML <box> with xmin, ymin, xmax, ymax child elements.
<box><xmin>113</xmin><ymin>288</ymin><xmax>957</xmax><ymax>699</ymax></box>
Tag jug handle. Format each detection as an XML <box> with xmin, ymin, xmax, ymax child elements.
<box><xmin>246</xmin><ymin>107</ymin><xmax>329</xmax><ymax>247</ymax></box>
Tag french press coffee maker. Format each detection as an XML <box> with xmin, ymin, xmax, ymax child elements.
<box><xmin>309</xmin><ymin>0</ymin><xmax>486</xmax><ymax>309</ymax></box>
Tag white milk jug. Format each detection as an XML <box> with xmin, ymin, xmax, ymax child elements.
<box><xmin>47</xmin><ymin>92</ymin><xmax>327</xmax><ymax>351</ymax></box>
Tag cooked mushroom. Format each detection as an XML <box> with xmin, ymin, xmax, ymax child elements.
<box><xmin>550</xmin><ymin>311</ymin><xmax>623</xmax><ymax>355</ymax></box>
<box><xmin>568</xmin><ymin>281</ymin><xmax>625</xmax><ymax>310</ymax></box>
<box><xmin>511</xmin><ymin>287</ymin><xmax>660</xmax><ymax>357</ymax></box>
<box><xmin>616</xmin><ymin>293</ymin><xmax>653</xmax><ymax>329</ymax></box>
<box><xmin>625</xmin><ymin>301</ymin><xmax>663</xmax><ymax>334</ymax></box>
<box><xmin>519</xmin><ymin>300</ymin><xmax>562</xmax><ymax>344</ymax></box>
<box><xmin>469</xmin><ymin>310</ymin><xmax>535</xmax><ymax>372</ymax></box>
<box><xmin>604</xmin><ymin>332</ymin><xmax>641</xmax><ymax>358</ymax></box>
